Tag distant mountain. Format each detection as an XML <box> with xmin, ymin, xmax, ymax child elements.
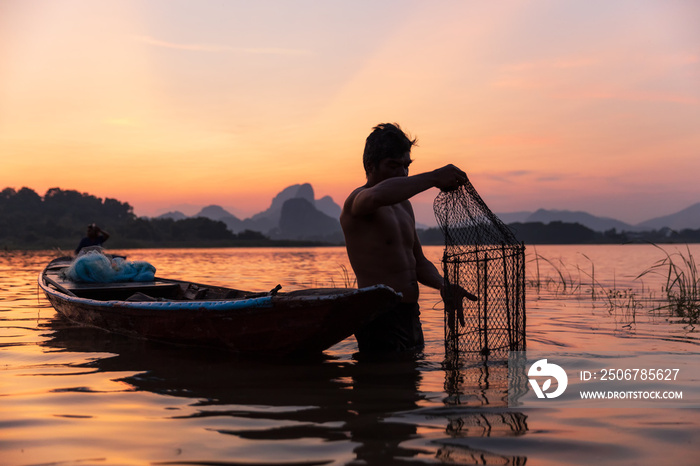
<box><xmin>195</xmin><ymin>205</ymin><xmax>243</xmax><ymax>232</ymax></box>
<box><xmin>159</xmin><ymin>186</ymin><xmax>700</xmax><ymax>239</ymax></box>
<box><xmin>195</xmin><ymin>205</ymin><xmax>236</xmax><ymax>221</ymax></box>
<box><xmin>496</xmin><ymin>211</ymin><xmax>532</xmax><ymax>224</ymax></box>
<box><xmin>249</xmin><ymin>183</ymin><xmax>316</xmax><ymax>225</ymax></box>
<box><xmin>156</xmin><ymin>211</ymin><xmax>188</xmax><ymax>221</ymax></box>
<box><xmin>637</xmin><ymin>202</ymin><xmax>700</xmax><ymax>231</ymax></box>
<box><xmin>525</xmin><ymin>209</ymin><xmax>634</xmax><ymax>232</ymax></box>
<box><xmin>316</xmin><ymin>195</ymin><xmax>342</xmax><ymax>218</ymax></box>
<box><xmin>496</xmin><ymin>204</ymin><xmax>700</xmax><ymax>232</ymax></box>
<box><xmin>238</xmin><ymin>183</ymin><xmax>341</xmax><ymax>237</ymax></box>
<box><xmin>156</xmin><ymin>184</ymin><xmax>344</xmax><ymax>241</ymax></box>
<box><xmin>274</xmin><ymin>198</ymin><xmax>342</xmax><ymax>241</ymax></box>
<box><xmin>495</xmin><ymin>210</ymin><xmax>632</xmax><ymax>232</ymax></box>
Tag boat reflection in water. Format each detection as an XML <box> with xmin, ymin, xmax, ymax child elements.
<box><xmin>42</xmin><ymin>316</ymin><xmax>528</xmax><ymax>464</ymax></box>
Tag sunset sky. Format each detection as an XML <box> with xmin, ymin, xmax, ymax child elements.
<box><xmin>2</xmin><ymin>0</ymin><xmax>698</xmax><ymax>226</ymax></box>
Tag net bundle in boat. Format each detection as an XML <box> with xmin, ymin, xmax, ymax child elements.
<box><xmin>434</xmin><ymin>179</ymin><xmax>526</xmax><ymax>357</ymax></box>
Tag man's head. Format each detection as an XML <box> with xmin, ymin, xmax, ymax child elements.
<box><xmin>363</xmin><ymin>123</ymin><xmax>417</xmax><ymax>177</ymax></box>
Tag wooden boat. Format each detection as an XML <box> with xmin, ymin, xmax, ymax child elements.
<box><xmin>39</xmin><ymin>256</ymin><xmax>401</xmax><ymax>356</ymax></box>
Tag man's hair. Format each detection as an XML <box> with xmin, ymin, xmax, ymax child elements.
<box><xmin>363</xmin><ymin>123</ymin><xmax>417</xmax><ymax>174</ymax></box>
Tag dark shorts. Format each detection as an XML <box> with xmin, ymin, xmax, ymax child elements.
<box><xmin>355</xmin><ymin>302</ymin><xmax>424</xmax><ymax>353</ymax></box>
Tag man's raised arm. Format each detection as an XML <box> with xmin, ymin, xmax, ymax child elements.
<box><xmin>350</xmin><ymin>165</ymin><xmax>467</xmax><ymax>216</ymax></box>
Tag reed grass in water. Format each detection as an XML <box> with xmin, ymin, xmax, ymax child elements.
<box><xmin>637</xmin><ymin>244</ymin><xmax>700</xmax><ymax>325</ymax></box>
<box><xmin>526</xmin><ymin>245</ymin><xmax>699</xmax><ymax>326</ymax></box>
<box><xmin>527</xmin><ymin>249</ymin><xmax>583</xmax><ymax>295</ymax></box>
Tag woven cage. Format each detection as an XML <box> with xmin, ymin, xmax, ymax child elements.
<box><xmin>434</xmin><ymin>179</ymin><xmax>526</xmax><ymax>357</ymax></box>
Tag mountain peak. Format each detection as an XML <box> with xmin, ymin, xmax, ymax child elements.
<box><xmin>637</xmin><ymin>202</ymin><xmax>700</xmax><ymax>230</ymax></box>
<box><xmin>195</xmin><ymin>205</ymin><xmax>239</xmax><ymax>221</ymax></box>
<box><xmin>276</xmin><ymin>197</ymin><xmax>342</xmax><ymax>241</ymax></box>
<box><xmin>526</xmin><ymin>209</ymin><xmax>633</xmax><ymax>232</ymax></box>
<box><xmin>251</xmin><ymin>183</ymin><xmax>316</xmax><ymax>221</ymax></box>
<box><xmin>156</xmin><ymin>211</ymin><xmax>188</xmax><ymax>221</ymax></box>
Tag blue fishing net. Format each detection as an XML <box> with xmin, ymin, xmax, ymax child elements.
<box><xmin>64</xmin><ymin>250</ymin><xmax>156</xmax><ymax>283</ymax></box>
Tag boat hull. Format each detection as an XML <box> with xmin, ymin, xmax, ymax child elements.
<box><xmin>39</xmin><ymin>259</ymin><xmax>401</xmax><ymax>356</ymax></box>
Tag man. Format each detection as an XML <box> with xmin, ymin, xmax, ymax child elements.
<box><xmin>75</xmin><ymin>223</ymin><xmax>110</xmax><ymax>255</ymax></box>
<box><xmin>341</xmin><ymin>123</ymin><xmax>477</xmax><ymax>353</ymax></box>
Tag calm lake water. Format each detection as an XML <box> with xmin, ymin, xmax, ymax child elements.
<box><xmin>1</xmin><ymin>245</ymin><xmax>699</xmax><ymax>465</ymax></box>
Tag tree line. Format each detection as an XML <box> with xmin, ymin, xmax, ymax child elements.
<box><xmin>2</xmin><ymin>186</ymin><xmax>698</xmax><ymax>250</ymax></box>
<box><xmin>0</xmin><ymin>187</ymin><xmax>308</xmax><ymax>251</ymax></box>
<box><xmin>417</xmin><ymin>221</ymin><xmax>700</xmax><ymax>245</ymax></box>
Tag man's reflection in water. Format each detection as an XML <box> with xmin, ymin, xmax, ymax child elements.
<box><xmin>347</xmin><ymin>354</ymin><xmax>425</xmax><ymax>464</ymax></box>
<box><xmin>43</xmin><ymin>319</ymin><xmax>529</xmax><ymax>465</ymax></box>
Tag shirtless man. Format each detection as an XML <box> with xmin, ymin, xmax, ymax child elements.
<box><xmin>75</xmin><ymin>223</ymin><xmax>110</xmax><ymax>255</ymax></box>
<box><xmin>341</xmin><ymin>123</ymin><xmax>477</xmax><ymax>353</ymax></box>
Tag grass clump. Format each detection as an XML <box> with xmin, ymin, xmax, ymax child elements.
<box><xmin>638</xmin><ymin>244</ymin><xmax>700</xmax><ymax>325</ymax></box>
<box><xmin>527</xmin><ymin>248</ymin><xmax>583</xmax><ymax>295</ymax></box>
<box><xmin>525</xmin><ymin>244</ymin><xmax>699</xmax><ymax>327</ymax></box>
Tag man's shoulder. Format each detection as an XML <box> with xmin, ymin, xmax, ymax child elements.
<box><xmin>341</xmin><ymin>186</ymin><xmax>376</xmax><ymax>228</ymax></box>
<box><xmin>341</xmin><ymin>186</ymin><xmax>366</xmax><ymax>211</ymax></box>
<box><xmin>347</xmin><ymin>185</ymin><xmax>366</xmax><ymax>198</ymax></box>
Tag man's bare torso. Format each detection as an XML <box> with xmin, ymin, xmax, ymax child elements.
<box><xmin>340</xmin><ymin>187</ymin><xmax>420</xmax><ymax>302</ymax></box>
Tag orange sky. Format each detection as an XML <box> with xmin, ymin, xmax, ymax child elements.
<box><xmin>1</xmin><ymin>0</ymin><xmax>698</xmax><ymax>225</ymax></box>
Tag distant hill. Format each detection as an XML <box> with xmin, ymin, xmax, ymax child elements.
<box><xmin>0</xmin><ymin>186</ymin><xmax>272</xmax><ymax>250</ymax></box>
<box><xmin>156</xmin><ymin>211</ymin><xmax>188</xmax><ymax>221</ymax></box>
<box><xmin>525</xmin><ymin>209</ymin><xmax>634</xmax><ymax>232</ymax></box>
<box><xmin>196</xmin><ymin>205</ymin><xmax>238</xmax><ymax>221</ymax></box>
<box><xmin>195</xmin><ymin>205</ymin><xmax>243</xmax><ymax>232</ymax></box>
<box><xmin>274</xmin><ymin>198</ymin><xmax>342</xmax><ymax>242</ymax></box>
<box><xmin>637</xmin><ymin>202</ymin><xmax>700</xmax><ymax>231</ymax></box>
<box><xmin>508</xmin><ymin>221</ymin><xmax>599</xmax><ymax>244</ymax></box>
<box><xmin>316</xmin><ymin>195</ymin><xmax>342</xmax><ymax>218</ymax></box>
<box><xmin>496</xmin><ymin>205</ymin><xmax>700</xmax><ymax>232</ymax></box>
<box><xmin>3</xmin><ymin>185</ymin><xmax>699</xmax><ymax>249</ymax></box>
<box><xmin>245</xmin><ymin>183</ymin><xmax>317</xmax><ymax>233</ymax></box>
<box><xmin>495</xmin><ymin>209</ymin><xmax>634</xmax><ymax>232</ymax></box>
<box><xmin>161</xmin><ymin>188</ymin><xmax>700</xmax><ymax>237</ymax></box>
<box><xmin>496</xmin><ymin>211</ymin><xmax>532</xmax><ymax>224</ymax></box>
<box><xmin>165</xmin><ymin>183</ymin><xmax>343</xmax><ymax>241</ymax></box>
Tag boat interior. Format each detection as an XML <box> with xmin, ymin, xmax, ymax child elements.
<box><xmin>43</xmin><ymin>262</ymin><xmax>258</xmax><ymax>302</ymax></box>
<box><xmin>42</xmin><ymin>258</ymin><xmax>354</xmax><ymax>303</ymax></box>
